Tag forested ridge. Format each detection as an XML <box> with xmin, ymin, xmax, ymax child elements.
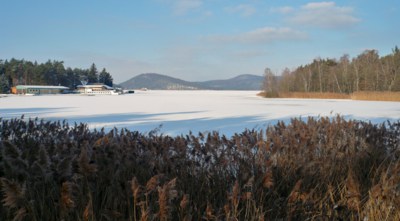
<box><xmin>0</xmin><ymin>59</ymin><xmax>113</xmax><ymax>93</ymax></box>
<box><xmin>2</xmin><ymin>46</ymin><xmax>400</xmax><ymax>95</ymax></box>
<box><xmin>264</xmin><ymin>47</ymin><xmax>400</xmax><ymax>96</ymax></box>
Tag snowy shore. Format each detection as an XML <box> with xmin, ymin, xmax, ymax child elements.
<box><xmin>1</xmin><ymin>90</ymin><xmax>399</xmax><ymax>136</ymax></box>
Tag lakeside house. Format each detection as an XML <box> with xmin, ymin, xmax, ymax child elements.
<box><xmin>12</xmin><ymin>85</ymin><xmax>69</xmax><ymax>95</ymax></box>
<box><xmin>76</xmin><ymin>84</ymin><xmax>119</xmax><ymax>95</ymax></box>
<box><xmin>10</xmin><ymin>84</ymin><xmax>120</xmax><ymax>95</ymax></box>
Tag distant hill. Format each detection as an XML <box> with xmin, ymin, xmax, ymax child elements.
<box><xmin>119</xmin><ymin>73</ymin><xmax>199</xmax><ymax>90</ymax></box>
<box><xmin>196</xmin><ymin>74</ymin><xmax>264</xmax><ymax>90</ymax></box>
<box><xmin>119</xmin><ymin>73</ymin><xmax>263</xmax><ymax>90</ymax></box>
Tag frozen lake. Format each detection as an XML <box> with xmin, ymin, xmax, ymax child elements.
<box><xmin>1</xmin><ymin>90</ymin><xmax>400</xmax><ymax>136</ymax></box>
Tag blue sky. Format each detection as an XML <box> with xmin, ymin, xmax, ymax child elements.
<box><xmin>1</xmin><ymin>0</ymin><xmax>399</xmax><ymax>83</ymax></box>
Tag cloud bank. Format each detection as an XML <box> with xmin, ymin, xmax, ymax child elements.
<box><xmin>225</xmin><ymin>4</ymin><xmax>257</xmax><ymax>17</ymax></box>
<box><xmin>172</xmin><ymin>0</ymin><xmax>203</xmax><ymax>15</ymax></box>
<box><xmin>207</xmin><ymin>27</ymin><xmax>307</xmax><ymax>44</ymax></box>
<box><xmin>287</xmin><ymin>1</ymin><xmax>360</xmax><ymax>28</ymax></box>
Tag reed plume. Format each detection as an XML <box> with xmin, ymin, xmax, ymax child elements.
<box><xmin>262</xmin><ymin>170</ymin><xmax>274</xmax><ymax>189</ymax></box>
<box><xmin>83</xmin><ymin>197</ymin><xmax>93</xmax><ymax>221</ymax></box>
<box><xmin>230</xmin><ymin>180</ymin><xmax>240</xmax><ymax>219</ymax></box>
<box><xmin>146</xmin><ymin>174</ymin><xmax>162</xmax><ymax>194</ymax></box>
<box><xmin>180</xmin><ymin>194</ymin><xmax>189</xmax><ymax>211</ymax></box>
<box><xmin>0</xmin><ymin>178</ymin><xmax>31</xmax><ymax>221</ymax></box>
<box><xmin>288</xmin><ymin>180</ymin><xmax>303</xmax><ymax>204</ymax></box>
<box><xmin>78</xmin><ymin>146</ymin><xmax>97</xmax><ymax>176</ymax></box>
<box><xmin>130</xmin><ymin>177</ymin><xmax>141</xmax><ymax>221</ymax></box>
<box><xmin>139</xmin><ymin>202</ymin><xmax>150</xmax><ymax>221</ymax></box>
<box><xmin>243</xmin><ymin>176</ymin><xmax>254</xmax><ymax>200</ymax></box>
<box><xmin>205</xmin><ymin>202</ymin><xmax>215</xmax><ymax>220</ymax></box>
<box><xmin>157</xmin><ymin>178</ymin><xmax>178</xmax><ymax>221</ymax></box>
<box><xmin>345</xmin><ymin>170</ymin><xmax>361</xmax><ymax>212</ymax></box>
<box><xmin>131</xmin><ymin>177</ymin><xmax>141</xmax><ymax>204</ymax></box>
<box><xmin>0</xmin><ymin>178</ymin><xmax>26</xmax><ymax>209</ymax></box>
<box><xmin>60</xmin><ymin>181</ymin><xmax>75</xmax><ymax>212</ymax></box>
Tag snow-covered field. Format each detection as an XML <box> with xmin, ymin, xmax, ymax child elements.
<box><xmin>1</xmin><ymin>90</ymin><xmax>399</xmax><ymax>136</ymax></box>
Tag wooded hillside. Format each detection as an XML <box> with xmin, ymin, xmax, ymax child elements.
<box><xmin>263</xmin><ymin>47</ymin><xmax>400</xmax><ymax>96</ymax></box>
<box><xmin>0</xmin><ymin>59</ymin><xmax>113</xmax><ymax>93</ymax></box>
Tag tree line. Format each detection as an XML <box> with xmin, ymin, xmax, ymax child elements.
<box><xmin>263</xmin><ymin>46</ymin><xmax>400</xmax><ymax>96</ymax></box>
<box><xmin>0</xmin><ymin>58</ymin><xmax>114</xmax><ymax>93</ymax></box>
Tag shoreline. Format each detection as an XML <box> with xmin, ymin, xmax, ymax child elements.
<box><xmin>258</xmin><ymin>91</ymin><xmax>400</xmax><ymax>102</ymax></box>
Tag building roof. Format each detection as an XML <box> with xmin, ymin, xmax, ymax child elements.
<box><xmin>16</xmin><ymin>85</ymin><xmax>69</xmax><ymax>90</ymax></box>
<box><xmin>77</xmin><ymin>84</ymin><xmax>114</xmax><ymax>90</ymax></box>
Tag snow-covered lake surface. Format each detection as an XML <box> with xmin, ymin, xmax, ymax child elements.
<box><xmin>1</xmin><ymin>90</ymin><xmax>399</xmax><ymax>136</ymax></box>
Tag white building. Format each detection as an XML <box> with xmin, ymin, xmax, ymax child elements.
<box><xmin>76</xmin><ymin>84</ymin><xmax>119</xmax><ymax>95</ymax></box>
<box><xmin>14</xmin><ymin>85</ymin><xmax>69</xmax><ymax>95</ymax></box>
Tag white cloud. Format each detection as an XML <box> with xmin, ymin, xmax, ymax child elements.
<box><xmin>288</xmin><ymin>1</ymin><xmax>360</xmax><ymax>28</ymax></box>
<box><xmin>225</xmin><ymin>4</ymin><xmax>257</xmax><ymax>17</ymax></box>
<box><xmin>172</xmin><ymin>0</ymin><xmax>203</xmax><ymax>15</ymax></box>
<box><xmin>206</xmin><ymin>27</ymin><xmax>308</xmax><ymax>44</ymax></box>
<box><xmin>302</xmin><ymin>2</ymin><xmax>335</xmax><ymax>10</ymax></box>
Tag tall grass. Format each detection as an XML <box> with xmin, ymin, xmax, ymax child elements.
<box><xmin>278</xmin><ymin>92</ymin><xmax>350</xmax><ymax>99</ymax></box>
<box><xmin>0</xmin><ymin>116</ymin><xmax>399</xmax><ymax>220</ymax></box>
<box><xmin>351</xmin><ymin>91</ymin><xmax>400</xmax><ymax>101</ymax></box>
<box><xmin>259</xmin><ymin>91</ymin><xmax>400</xmax><ymax>101</ymax></box>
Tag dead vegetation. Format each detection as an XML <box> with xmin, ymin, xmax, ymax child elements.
<box><xmin>258</xmin><ymin>91</ymin><xmax>400</xmax><ymax>101</ymax></box>
<box><xmin>1</xmin><ymin>116</ymin><xmax>400</xmax><ymax>220</ymax></box>
<box><xmin>351</xmin><ymin>91</ymin><xmax>400</xmax><ymax>101</ymax></box>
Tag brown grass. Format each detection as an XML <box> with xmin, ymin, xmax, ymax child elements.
<box><xmin>351</xmin><ymin>91</ymin><xmax>400</xmax><ymax>101</ymax></box>
<box><xmin>258</xmin><ymin>91</ymin><xmax>400</xmax><ymax>101</ymax></box>
<box><xmin>1</xmin><ymin>116</ymin><xmax>400</xmax><ymax>220</ymax></box>
<box><xmin>280</xmin><ymin>92</ymin><xmax>351</xmax><ymax>99</ymax></box>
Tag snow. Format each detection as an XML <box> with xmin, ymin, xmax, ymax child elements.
<box><xmin>1</xmin><ymin>90</ymin><xmax>399</xmax><ymax>136</ymax></box>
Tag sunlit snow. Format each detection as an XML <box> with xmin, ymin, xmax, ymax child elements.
<box><xmin>1</xmin><ymin>90</ymin><xmax>399</xmax><ymax>136</ymax></box>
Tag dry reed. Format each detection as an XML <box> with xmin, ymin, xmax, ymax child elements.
<box><xmin>351</xmin><ymin>91</ymin><xmax>400</xmax><ymax>101</ymax></box>
<box><xmin>278</xmin><ymin>92</ymin><xmax>351</xmax><ymax>99</ymax></box>
<box><xmin>259</xmin><ymin>91</ymin><xmax>400</xmax><ymax>101</ymax></box>
<box><xmin>0</xmin><ymin>116</ymin><xmax>399</xmax><ymax>220</ymax></box>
